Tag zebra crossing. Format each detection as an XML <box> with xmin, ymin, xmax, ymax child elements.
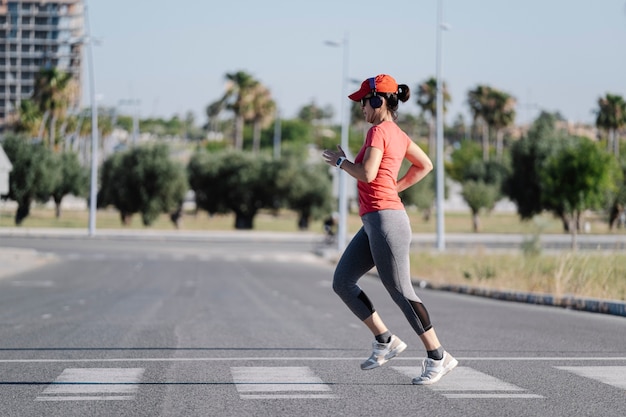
<box><xmin>31</xmin><ymin>364</ymin><xmax>626</xmax><ymax>402</ymax></box>
<box><xmin>35</xmin><ymin>368</ymin><xmax>145</xmax><ymax>402</ymax></box>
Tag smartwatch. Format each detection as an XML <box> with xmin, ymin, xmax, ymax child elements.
<box><xmin>336</xmin><ymin>156</ymin><xmax>346</xmax><ymax>168</ymax></box>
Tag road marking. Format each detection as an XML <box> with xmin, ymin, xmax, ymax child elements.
<box><xmin>231</xmin><ymin>366</ymin><xmax>337</xmax><ymax>400</ymax></box>
<box><xmin>555</xmin><ymin>366</ymin><xmax>626</xmax><ymax>390</ymax></box>
<box><xmin>2</xmin><ymin>357</ymin><xmax>626</xmax><ymax>364</ymax></box>
<box><xmin>35</xmin><ymin>368</ymin><xmax>144</xmax><ymax>402</ymax></box>
<box><xmin>10</xmin><ymin>280</ymin><xmax>55</xmax><ymax>288</ymax></box>
<box><xmin>392</xmin><ymin>366</ymin><xmax>544</xmax><ymax>399</ymax></box>
<box><xmin>442</xmin><ymin>393</ymin><xmax>544</xmax><ymax>399</ymax></box>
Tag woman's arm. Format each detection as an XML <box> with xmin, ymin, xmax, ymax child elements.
<box><xmin>396</xmin><ymin>141</ymin><xmax>433</xmax><ymax>193</ymax></box>
<box><xmin>322</xmin><ymin>145</ymin><xmax>383</xmax><ymax>183</ymax></box>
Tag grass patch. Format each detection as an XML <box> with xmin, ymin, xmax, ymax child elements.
<box><xmin>410</xmin><ymin>250</ymin><xmax>626</xmax><ymax>301</ymax></box>
<box><xmin>1</xmin><ymin>204</ymin><xmax>623</xmax><ymax>235</ymax></box>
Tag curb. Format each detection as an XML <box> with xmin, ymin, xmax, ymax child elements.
<box><xmin>426</xmin><ymin>283</ymin><xmax>626</xmax><ymax>318</ymax></box>
<box><xmin>316</xmin><ymin>247</ymin><xmax>626</xmax><ymax>318</ymax></box>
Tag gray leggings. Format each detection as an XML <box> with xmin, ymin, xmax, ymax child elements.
<box><xmin>332</xmin><ymin>210</ymin><xmax>432</xmax><ymax>335</ymax></box>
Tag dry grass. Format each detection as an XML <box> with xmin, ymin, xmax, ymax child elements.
<box><xmin>410</xmin><ymin>250</ymin><xmax>626</xmax><ymax>302</ymax></box>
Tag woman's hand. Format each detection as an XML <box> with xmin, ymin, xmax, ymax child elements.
<box><xmin>322</xmin><ymin>145</ymin><xmax>346</xmax><ymax>167</ymax></box>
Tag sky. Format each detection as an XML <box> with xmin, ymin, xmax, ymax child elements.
<box><xmin>86</xmin><ymin>0</ymin><xmax>626</xmax><ymax>127</ymax></box>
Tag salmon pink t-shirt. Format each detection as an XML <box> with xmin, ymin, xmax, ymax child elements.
<box><xmin>354</xmin><ymin>121</ymin><xmax>411</xmax><ymax>216</ymax></box>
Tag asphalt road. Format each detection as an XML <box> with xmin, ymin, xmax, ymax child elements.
<box><xmin>0</xmin><ymin>235</ymin><xmax>625</xmax><ymax>417</ymax></box>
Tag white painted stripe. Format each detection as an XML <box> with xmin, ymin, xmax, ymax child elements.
<box><xmin>36</xmin><ymin>368</ymin><xmax>144</xmax><ymax>402</ymax></box>
<box><xmin>240</xmin><ymin>394</ymin><xmax>338</xmax><ymax>400</ymax></box>
<box><xmin>231</xmin><ymin>367</ymin><xmax>335</xmax><ymax>399</ymax></box>
<box><xmin>392</xmin><ymin>366</ymin><xmax>543</xmax><ymax>399</ymax></box>
<box><xmin>443</xmin><ymin>394</ymin><xmax>544</xmax><ymax>399</ymax></box>
<box><xmin>555</xmin><ymin>366</ymin><xmax>626</xmax><ymax>390</ymax></box>
<box><xmin>393</xmin><ymin>366</ymin><xmax>524</xmax><ymax>391</ymax></box>
<box><xmin>3</xmin><ymin>356</ymin><xmax>625</xmax><ymax>364</ymax></box>
<box><xmin>35</xmin><ymin>395</ymin><xmax>135</xmax><ymax>401</ymax></box>
<box><xmin>42</xmin><ymin>384</ymin><xmax>137</xmax><ymax>395</ymax></box>
<box><xmin>232</xmin><ymin>367</ymin><xmax>331</xmax><ymax>393</ymax></box>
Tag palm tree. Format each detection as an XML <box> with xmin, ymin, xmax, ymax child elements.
<box><xmin>31</xmin><ymin>68</ymin><xmax>78</xmax><ymax>151</ymax></box>
<box><xmin>596</xmin><ymin>93</ymin><xmax>626</xmax><ymax>157</ymax></box>
<box><xmin>486</xmin><ymin>90</ymin><xmax>516</xmax><ymax>160</ymax></box>
<box><xmin>14</xmin><ymin>99</ymin><xmax>42</xmax><ymax>137</ymax></box>
<box><xmin>246</xmin><ymin>84</ymin><xmax>276</xmax><ymax>153</ymax></box>
<box><xmin>208</xmin><ymin>71</ymin><xmax>259</xmax><ymax>150</ymax></box>
<box><xmin>417</xmin><ymin>77</ymin><xmax>450</xmax><ymax>158</ymax></box>
<box><xmin>467</xmin><ymin>85</ymin><xmax>492</xmax><ymax>161</ymax></box>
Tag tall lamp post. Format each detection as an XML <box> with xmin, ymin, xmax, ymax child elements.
<box><xmin>435</xmin><ymin>0</ymin><xmax>448</xmax><ymax>251</ymax></box>
<box><xmin>84</xmin><ymin>0</ymin><xmax>99</xmax><ymax>237</ymax></box>
<box><xmin>325</xmin><ymin>34</ymin><xmax>350</xmax><ymax>251</ymax></box>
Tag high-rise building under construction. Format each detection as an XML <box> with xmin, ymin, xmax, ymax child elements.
<box><xmin>0</xmin><ymin>0</ymin><xmax>83</xmax><ymax>133</ymax></box>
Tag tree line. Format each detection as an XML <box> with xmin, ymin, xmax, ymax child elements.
<box><xmin>1</xmin><ymin>68</ymin><xmax>625</xmax><ymax>246</ymax></box>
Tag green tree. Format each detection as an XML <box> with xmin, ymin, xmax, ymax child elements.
<box><xmin>1</xmin><ymin>135</ymin><xmax>58</xmax><ymax>224</ymax></box>
<box><xmin>447</xmin><ymin>140</ymin><xmax>483</xmax><ymax>183</ymax></box>
<box><xmin>187</xmin><ymin>150</ymin><xmax>279</xmax><ymax>229</ymax></box>
<box><xmin>596</xmin><ymin>93</ymin><xmax>626</xmax><ymax>156</ymax></box>
<box><xmin>276</xmin><ymin>159</ymin><xmax>333</xmax><ymax>230</ymax></box>
<box><xmin>50</xmin><ymin>151</ymin><xmax>88</xmax><ymax>218</ymax></box>
<box><xmin>13</xmin><ymin>99</ymin><xmax>43</xmax><ymax>137</ymax></box>
<box><xmin>208</xmin><ymin>71</ymin><xmax>260</xmax><ymax>150</ymax></box>
<box><xmin>399</xmin><ymin>167</ymin><xmax>436</xmax><ymax>221</ymax></box>
<box><xmin>246</xmin><ymin>84</ymin><xmax>276</xmax><ymax>154</ymax></box>
<box><xmin>449</xmin><ymin>140</ymin><xmax>509</xmax><ymax>231</ymax></box>
<box><xmin>297</xmin><ymin>101</ymin><xmax>336</xmax><ymax>149</ymax></box>
<box><xmin>608</xmin><ymin>160</ymin><xmax>626</xmax><ymax>230</ymax></box>
<box><xmin>541</xmin><ymin>137</ymin><xmax>619</xmax><ymax>248</ymax></box>
<box><xmin>297</xmin><ymin>101</ymin><xmax>333</xmax><ymax>124</ymax></box>
<box><xmin>98</xmin><ymin>144</ymin><xmax>187</xmax><ymax>226</ymax></box>
<box><xmin>461</xmin><ymin>180</ymin><xmax>500</xmax><ymax>232</ymax></box>
<box><xmin>31</xmin><ymin>68</ymin><xmax>77</xmax><ymax>150</ymax></box>
<box><xmin>416</xmin><ymin>77</ymin><xmax>450</xmax><ymax>159</ymax></box>
<box><xmin>485</xmin><ymin>89</ymin><xmax>516</xmax><ymax>160</ymax></box>
<box><xmin>505</xmin><ymin>112</ymin><xmax>566</xmax><ymax>222</ymax></box>
<box><xmin>187</xmin><ymin>151</ymin><xmax>224</xmax><ymax>216</ymax></box>
<box><xmin>467</xmin><ymin>85</ymin><xmax>492</xmax><ymax>161</ymax></box>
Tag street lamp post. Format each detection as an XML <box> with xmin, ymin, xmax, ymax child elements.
<box><xmin>84</xmin><ymin>1</ymin><xmax>99</xmax><ymax>237</ymax></box>
<box><xmin>325</xmin><ymin>34</ymin><xmax>350</xmax><ymax>251</ymax></box>
<box><xmin>435</xmin><ymin>0</ymin><xmax>447</xmax><ymax>251</ymax></box>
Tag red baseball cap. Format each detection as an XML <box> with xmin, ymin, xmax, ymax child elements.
<box><xmin>348</xmin><ymin>74</ymin><xmax>399</xmax><ymax>101</ymax></box>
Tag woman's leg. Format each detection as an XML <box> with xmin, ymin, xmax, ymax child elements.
<box><xmin>332</xmin><ymin>227</ymin><xmax>377</xmax><ymax>322</ymax></box>
<box><xmin>363</xmin><ymin>211</ymin><xmax>432</xmax><ymax>335</ymax></box>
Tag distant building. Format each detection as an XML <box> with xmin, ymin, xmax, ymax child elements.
<box><xmin>0</xmin><ymin>0</ymin><xmax>84</xmax><ymax>133</ymax></box>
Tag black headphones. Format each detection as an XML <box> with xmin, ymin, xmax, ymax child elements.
<box><xmin>368</xmin><ymin>77</ymin><xmax>383</xmax><ymax>109</ymax></box>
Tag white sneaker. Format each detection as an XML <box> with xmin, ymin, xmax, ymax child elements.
<box><xmin>360</xmin><ymin>335</ymin><xmax>407</xmax><ymax>370</ymax></box>
<box><xmin>412</xmin><ymin>351</ymin><xmax>458</xmax><ymax>385</ymax></box>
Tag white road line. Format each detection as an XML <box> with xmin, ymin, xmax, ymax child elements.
<box><xmin>555</xmin><ymin>366</ymin><xmax>626</xmax><ymax>390</ymax></box>
<box><xmin>231</xmin><ymin>366</ymin><xmax>337</xmax><ymax>400</ymax></box>
<box><xmin>392</xmin><ymin>366</ymin><xmax>542</xmax><ymax>399</ymax></box>
<box><xmin>2</xmin><ymin>357</ymin><xmax>626</xmax><ymax>364</ymax></box>
<box><xmin>35</xmin><ymin>395</ymin><xmax>135</xmax><ymax>401</ymax></box>
<box><xmin>239</xmin><ymin>394</ymin><xmax>338</xmax><ymax>399</ymax></box>
<box><xmin>35</xmin><ymin>368</ymin><xmax>144</xmax><ymax>402</ymax></box>
<box><xmin>443</xmin><ymin>393</ymin><xmax>544</xmax><ymax>399</ymax></box>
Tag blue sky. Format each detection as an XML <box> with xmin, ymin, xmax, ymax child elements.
<box><xmin>87</xmin><ymin>0</ymin><xmax>626</xmax><ymax>127</ymax></box>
